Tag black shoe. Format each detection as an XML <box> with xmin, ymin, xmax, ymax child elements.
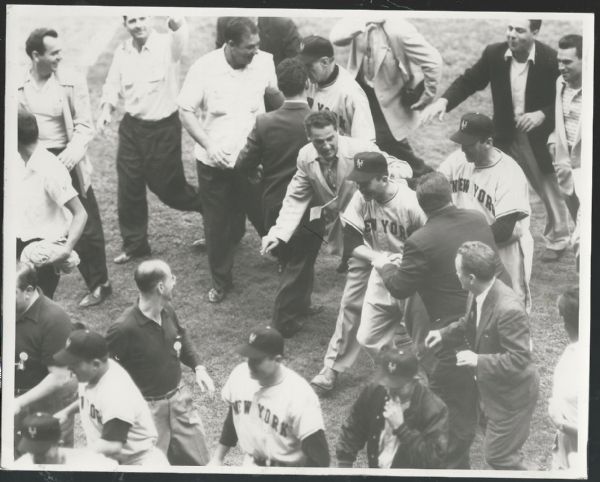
<box><xmin>79</xmin><ymin>282</ymin><xmax>112</xmax><ymax>308</ymax></box>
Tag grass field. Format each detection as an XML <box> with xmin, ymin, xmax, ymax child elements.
<box><xmin>13</xmin><ymin>12</ymin><xmax>582</xmax><ymax>470</ymax></box>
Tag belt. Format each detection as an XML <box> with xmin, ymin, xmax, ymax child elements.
<box><xmin>124</xmin><ymin>110</ymin><xmax>178</xmax><ymax>127</ymax></box>
<box><xmin>144</xmin><ymin>386</ymin><xmax>180</xmax><ymax>402</ymax></box>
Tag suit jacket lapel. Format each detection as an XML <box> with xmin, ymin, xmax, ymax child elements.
<box><xmin>475</xmin><ymin>280</ymin><xmax>499</xmax><ymax>349</ymax></box>
<box><xmin>500</xmin><ymin>54</ymin><xmax>513</xmax><ymax>112</ymax></box>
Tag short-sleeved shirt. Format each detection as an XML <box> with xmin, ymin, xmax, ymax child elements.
<box><xmin>177</xmin><ymin>47</ymin><xmax>277</xmax><ymax>168</ymax></box>
<box><xmin>341</xmin><ymin>181</ymin><xmax>426</xmax><ymax>254</ymax></box>
<box><xmin>100</xmin><ymin>24</ymin><xmax>188</xmax><ymax>121</ymax></box>
<box><xmin>106</xmin><ymin>303</ymin><xmax>201</xmax><ymax>398</ymax></box>
<box><xmin>16</xmin><ymin>145</ymin><xmax>77</xmax><ymax>242</ymax></box>
<box><xmin>15</xmin><ymin>291</ymin><xmax>73</xmax><ymax>391</ymax></box>
<box><xmin>438</xmin><ymin>148</ymin><xmax>530</xmax><ymax>232</ymax></box>
<box><xmin>222</xmin><ymin>363</ymin><xmax>325</xmax><ymax>466</ymax></box>
<box><xmin>79</xmin><ymin>359</ymin><xmax>158</xmax><ymax>464</ymax></box>
<box><xmin>308</xmin><ymin>64</ymin><xmax>376</xmax><ymax>142</ymax></box>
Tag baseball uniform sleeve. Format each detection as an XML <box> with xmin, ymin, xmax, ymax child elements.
<box><xmin>221</xmin><ymin>363</ymin><xmax>242</xmax><ymax>404</ymax></box>
<box><xmin>177</xmin><ymin>61</ymin><xmax>205</xmax><ymax>113</ymax></box>
<box><xmin>378</xmin><ymin>239</ymin><xmax>427</xmax><ymax>300</ymax></box>
<box><xmin>436</xmin><ymin>152</ymin><xmax>457</xmax><ymax>180</ymax></box>
<box><xmin>493</xmin><ymin>161</ymin><xmax>530</xmax><ymax>219</ymax></box>
<box><xmin>292</xmin><ymin>383</ymin><xmax>325</xmax><ymax>441</ymax></box>
<box><xmin>346</xmin><ymin>86</ymin><xmax>376</xmax><ymax>142</ymax></box>
<box><xmin>101</xmin><ymin>418</ymin><xmax>131</xmax><ymax>443</ymax></box>
<box><xmin>100</xmin><ymin>387</ymin><xmax>137</xmax><ymax>427</ymax></box>
<box><xmin>340</xmin><ymin>190</ymin><xmax>366</xmax><ymax>234</ymax></box>
<box><xmin>218</xmin><ymin>405</ymin><xmax>239</xmax><ymax>447</ymax></box>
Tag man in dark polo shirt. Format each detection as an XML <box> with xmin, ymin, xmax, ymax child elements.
<box><xmin>14</xmin><ymin>261</ymin><xmax>77</xmax><ymax>455</ymax></box>
<box><xmin>106</xmin><ymin>259</ymin><xmax>215</xmax><ymax>466</ymax></box>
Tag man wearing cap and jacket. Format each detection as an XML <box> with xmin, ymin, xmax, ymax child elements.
<box><xmin>330</xmin><ymin>16</ymin><xmax>442</xmax><ymax>177</ymax></box>
<box><xmin>438</xmin><ymin>113</ymin><xmax>533</xmax><ymax>311</ymax></box>
<box><xmin>337</xmin><ymin>342</ymin><xmax>448</xmax><ymax>468</ymax></box>
<box><xmin>209</xmin><ymin>326</ymin><xmax>329</xmax><ymax>467</ymax></box>
<box><xmin>53</xmin><ymin>330</ymin><xmax>168</xmax><ymax>466</ymax></box>
<box><xmin>106</xmin><ymin>259</ymin><xmax>214</xmax><ymax>465</ymax></box>
<box><xmin>14</xmin><ymin>412</ymin><xmax>117</xmax><ymax>467</ymax></box>
<box><xmin>299</xmin><ymin>35</ymin><xmax>375</xmax><ymax>142</ymax></box>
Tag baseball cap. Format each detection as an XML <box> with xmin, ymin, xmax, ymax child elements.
<box><xmin>53</xmin><ymin>329</ymin><xmax>108</xmax><ymax>366</ymax></box>
<box><xmin>17</xmin><ymin>412</ymin><xmax>60</xmax><ymax>455</ymax></box>
<box><xmin>298</xmin><ymin>35</ymin><xmax>334</xmax><ymax>64</ymax></box>
<box><xmin>347</xmin><ymin>152</ymin><xmax>388</xmax><ymax>183</ymax></box>
<box><xmin>374</xmin><ymin>342</ymin><xmax>419</xmax><ymax>388</ymax></box>
<box><xmin>237</xmin><ymin>326</ymin><xmax>284</xmax><ymax>359</ymax></box>
<box><xmin>450</xmin><ymin>113</ymin><xmax>494</xmax><ymax>145</ymax></box>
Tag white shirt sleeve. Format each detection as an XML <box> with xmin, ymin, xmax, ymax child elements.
<box><xmin>177</xmin><ymin>61</ymin><xmax>204</xmax><ymax>113</ymax></box>
<box><xmin>494</xmin><ymin>161</ymin><xmax>530</xmax><ymax>219</ymax></box>
<box><xmin>100</xmin><ymin>46</ymin><xmax>123</xmax><ymax>108</ymax></box>
<box><xmin>291</xmin><ymin>383</ymin><xmax>325</xmax><ymax>441</ymax></box>
<box><xmin>44</xmin><ymin>160</ymin><xmax>78</xmax><ymax>207</ymax></box>
<box><xmin>168</xmin><ymin>18</ymin><xmax>189</xmax><ymax>61</ymax></box>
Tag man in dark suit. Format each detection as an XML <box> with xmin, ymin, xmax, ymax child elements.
<box><xmin>372</xmin><ymin>172</ymin><xmax>509</xmax><ymax>469</ymax></box>
<box><xmin>426</xmin><ymin>241</ymin><xmax>539</xmax><ymax>470</ymax></box>
<box><xmin>236</xmin><ymin>58</ymin><xmax>323</xmax><ymax>338</ymax></box>
<box><xmin>422</xmin><ymin>19</ymin><xmax>570</xmax><ymax>262</ymax></box>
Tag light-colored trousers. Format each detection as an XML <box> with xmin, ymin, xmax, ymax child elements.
<box><xmin>508</xmin><ymin>132</ymin><xmax>570</xmax><ymax>251</ymax></box>
<box><xmin>146</xmin><ymin>385</ymin><xmax>210</xmax><ymax>466</ymax></box>
<box><xmin>497</xmin><ymin>233</ymin><xmax>534</xmax><ymax>313</ymax></box>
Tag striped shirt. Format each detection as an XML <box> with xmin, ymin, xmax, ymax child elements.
<box><xmin>560</xmin><ymin>84</ymin><xmax>582</xmax><ymax>149</ymax></box>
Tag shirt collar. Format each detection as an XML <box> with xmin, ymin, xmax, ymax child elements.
<box><xmin>558</xmin><ymin>75</ymin><xmax>582</xmax><ymax>93</ymax></box>
<box><xmin>24</xmin><ymin>144</ymin><xmax>51</xmax><ymax>173</ymax></box>
<box><xmin>313</xmin><ymin>134</ymin><xmax>349</xmax><ymax>164</ymax></box>
<box><xmin>504</xmin><ymin>43</ymin><xmax>536</xmax><ymax>64</ymax></box>
<box><xmin>475</xmin><ymin>279</ymin><xmax>495</xmax><ymax>310</ymax></box>
<box><xmin>125</xmin><ymin>30</ymin><xmax>157</xmax><ymax>53</ymax></box>
<box><xmin>134</xmin><ymin>302</ymin><xmax>166</xmax><ymax>326</ymax></box>
<box><xmin>18</xmin><ymin>289</ymin><xmax>44</xmax><ymax>323</ymax></box>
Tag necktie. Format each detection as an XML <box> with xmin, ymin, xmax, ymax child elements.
<box><xmin>322</xmin><ymin>157</ymin><xmax>338</xmax><ymax>191</ymax></box>
<box><xmin>464</xmin><ymin>299</ymin><xmax>477</xmax><ymax>349</ymax></box>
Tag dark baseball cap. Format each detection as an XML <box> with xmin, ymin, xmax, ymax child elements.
<box><xmin>298</xmin><ymin>35</ymin><xmax>334</xmax><ymax>63</ymax></box>
<box><xmin>237</xmin><ymin>326</ymin><xmax>284</xmax><ymax>359</ymax></box>
<box><xmin>53</xmin><ymin>329</ymin><xmax>108</xmax><ymax>366</ymax></box>
<box><xmin>17</xmin><ymin>412</ymin><xmax>61</xmax><ymax>455</ymax></box>
<box><xmin>450</xmin><ymin>112</ymin><xmax>494</xmax><ymax>145</ymax></box>
<box><xmin>374</xmin><ymin>344</ymin><xmax>419</xmax><ymax>388</ymax></box>
<box><xmin>347</xmin><ymin>151</ymin><xmax>388</xmax><ymax>183</ymax></box>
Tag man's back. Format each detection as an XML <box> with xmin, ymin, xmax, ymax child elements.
<box><xmin>381</xmin><ymin>205</ymin><xmax>507</xmax><ymax>325</ymax></box>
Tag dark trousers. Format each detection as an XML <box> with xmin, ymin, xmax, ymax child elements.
<box><xmin>17</xmin><ymin>238</ymin><xmax>60</xmax><ymax>298</ymax></box>
<box><xmin>271</xmin><ymin>217</ymin><xmax>324</xmax><ymax>330</ymax></box>
<box><xmin>47</xmin><ymin>147</ymin><xmax>109</xmax><ymax>292</ymax></box>
<box><xmin>196</xmin><ymin>162</ymin><xmax>264</xmax><ymax>292</ymax></box>
<box><xmin>429</xmin><ymin>354</ymin><xmax>478</xmax><ymax>469</ymax></box>
<box><xmin>359</xmin><ymin>80</ymin><xmax>429</xmax><ymax>176</ymax></box>
<box><xmin>117</xmin><ymin>112</ymin><xmax>203</xmax><ymax>255</ymax></box>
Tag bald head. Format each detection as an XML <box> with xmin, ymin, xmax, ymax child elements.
<box><xmin>134</xmin><ymin>259</ymin><xmax>170</xmax><ymax>294</ymax></box>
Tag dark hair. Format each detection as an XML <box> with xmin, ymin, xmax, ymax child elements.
<box><xmin>276</xmin><ymin>58</ymin><xmax>308</xmax><ymax>97</ymax></box>
<box><xmin>18</xmin><ymin>108</ymin><xmax>39</xmax><ymax>146</ymax></box>
<box><xmin>457</xmin><ymin>241</ymin><xmax>496</xmax><ymax>281</ymax></box>
<box><xmin>558</xmin><ymin>34</ymin><xmax>583</xmax><ymax>59</ymax></box>
<box><xmin>558</xmin><ymin>288</ymin><xmax>579</xmax><ymax>337</ymax></box>
<box><xmin>223</xmin><ymin>17</ymin><xmax>258</xmax><ymax>45</ymax></box>
<box><xmin>529</xmin><ymin>20</ymin><xmax>542</xmax><ymax>32</ymax></box>
<box><xmin>304</xmin><ymin>110</ymin><xmax>338</xmax><ymax>133</ymax></box>
<box><xmin>25</xmin><ymin>28</ymin><xmax>58</xmax><ymax>58</ymax></box>
<box><xmin>17</xmin><ymin>261</ymin><xmax>38</xmax><ymax>291</ymax></box>
<box><xmin>134</xmin><ymin>260</ymin><xmax>168</xmax><ymax>294</ymax></box>
<box><xmin>415</xmin><ymin>172</ymin><xmax>452</xmax><ymax>214</ymax></box>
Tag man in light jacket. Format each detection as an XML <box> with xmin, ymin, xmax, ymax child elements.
<box><xmin>330</xmin><ymin>17</ymin><xmax>442</xmax><ymax>178</ymax></box>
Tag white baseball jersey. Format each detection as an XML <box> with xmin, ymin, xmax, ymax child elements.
<box><xmin>14</xmin><ymin>449</ymin><xmax>118</xmax><ymax>469</ymax></box>
<box><xmin>78</xmin><ymin>359</ymin><xmax>158</xmax><ymax>465</ymax></box>
<box><xmin>222</xmin><ymin>363</ymin><xmax>325</xmax><ymax>466</ymax></box>
<box><xmin>341</xmin><ymin>180</ymin><xmax>427</xmax><ymax>255</ymax></box>
<box><xmin>438</xmin><ymin>148</ymin><xmax>530</xmax><ymax>230</ymax></box>
<box><xmin>308</xmin><ymin>64</ymin><xmax>376</xmax><ymax>142</ymax></box>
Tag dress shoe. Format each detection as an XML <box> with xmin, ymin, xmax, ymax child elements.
<box><xmin>277</xmin><ymin>320</ymin><xmax>305</xmax><ymax>339</ymax></box>
<box><xmin>310</xmin><ymin>367</ymin><xmax>337</xmax><ymax>395</ymax></box>
<box><xmin>541</xmin><ymin>248</ymin><xmax>565</xmax><ymax>262</ymax></box>
<box><xmin>79</xmin><ymin>282</ymin><xmax>112</xmax><ymax>308</ymax></box>
<box><xmin>191</xmin><ymin>237</ymin><xmax>207</xmax><ymax>250</ymax></box>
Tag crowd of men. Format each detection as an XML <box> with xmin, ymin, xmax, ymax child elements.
<box><xmin>12</xmin><ymin>13</ymin><xmax>583</xmax><ymax>471</ymax></box>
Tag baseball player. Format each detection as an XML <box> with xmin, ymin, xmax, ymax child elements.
<box><xmin>299</xmin><ymin>35</ymin><xmax>376</xmax><ymax>142</ymax></box>
<box><xmin>209</xmin><ymin>326</ymin><xmax>329</xmax><ymax>467</ymax></box>
<box><xmin>438</xmin><ymin>113</ymin><xmax>533</xmax><ymax>311</ymax></box>
<box><xmin>53</xmin><ymin>330</ymin><xmax>167</xmax><ymax>466</ymax></box>
<box><xmin>339</xmin><ymin>152</ymin><xmax>426</xmax><ymax>361</ymax></box>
